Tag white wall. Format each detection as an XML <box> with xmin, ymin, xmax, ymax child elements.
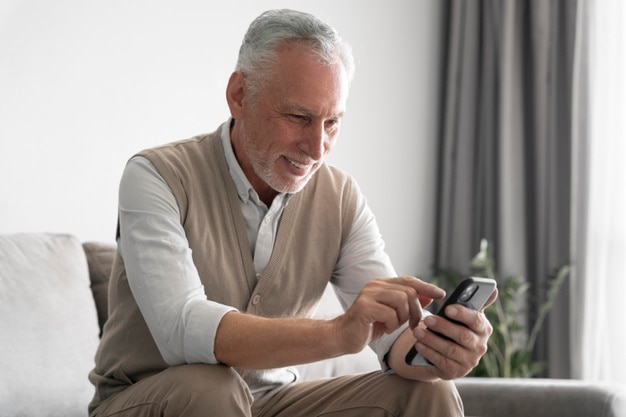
<box><xmin>0</xmin><ymin>0</ymin><xmax>443</xmax><ymax>276</ymax></box>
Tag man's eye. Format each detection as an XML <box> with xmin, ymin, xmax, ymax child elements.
<box><xmin>289</xmin><ymin>114</ymin><xmax>308</xmax><ymax>123</ymax></box>
<box><xmin>326</xmin><ymin>119</ymin><xmax>340</xmax><ymax>129</ymax></box>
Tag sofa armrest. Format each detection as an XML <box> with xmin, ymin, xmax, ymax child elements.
<box><xmin>455</xmin><ymin>377</ymin><xmax>626</xmax><ymax>417</ymax></box>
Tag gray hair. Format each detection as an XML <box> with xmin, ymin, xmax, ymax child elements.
<box><xmin>236</xmin><ymin>9</ymin><xmax>354</xmax><ymax>99</ymax></box>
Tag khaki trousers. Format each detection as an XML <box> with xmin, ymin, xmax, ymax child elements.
<box><xmin>92</xmin><ymin>364</ymin><xmax>463</xmax><ymax>417</ymax></box>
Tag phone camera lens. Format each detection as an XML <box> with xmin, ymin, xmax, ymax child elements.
<box><xmin>459</xmin><ymin>284</ymin><xmax>478</xmax><ymax>302</ymax></box>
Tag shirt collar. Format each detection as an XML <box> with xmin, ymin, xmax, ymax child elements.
<box><xmin>220</xmin><ymin>119</ymin><xmax>292</xmax><ymax>207</ymax></box>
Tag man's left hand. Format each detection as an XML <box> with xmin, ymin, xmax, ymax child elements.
<box><xmin>388</xmin><ymin>288</ymin><xmax>497</xmax><ymax>381</ymax></box>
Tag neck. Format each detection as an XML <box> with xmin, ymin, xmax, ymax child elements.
<box><xmin>229</xmin><ymin>120</ymin><xmax>278</xmax><ymax>207</ymax></box>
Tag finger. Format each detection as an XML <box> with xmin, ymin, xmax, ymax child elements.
<box><xmin>444</xmin><ymin>305</ymin><xmax>491</xmax><ymax>336</ymax></box>
<box><xmin>379</xmin><ymin>283</ymin><xmax>423</xmax><ymax>330</ymax></box>
<box><xmin>406</xmin><ymin>288</ymin><xmax>423</xmax><ymax>330</ymax></box>
<box><xmin>371</xmin><ymin>291</ymin><xmax>410</xmax><ymax>331</ymax></box>
<box><xmin>419</xmin><ymin>316</ymin><xmax>491</xmax><ymax>374</ymax></box>
<box><xmin>387</xmin><ymin>276</ymin><xmax>447</xmax><ymax>301</ymax></box>
<box><xmin>368</xmin><ymin>303</ymin><xmax>402</xmax><ymax>334</ymax></box>
<box><xmin>351</xmin><ymin>289</ymin><xmax>410</xmax><ymax>335</ymax></box>
<box><xmin>362</xmin><ymin>278</ymin><xmax>427</xmax><ymax>330</ymax></box>
<box><xmin>392</xmin><ymin>277</ymin><xmax>444</xmax><ymax>329</ymax></box>
<box><xmin>413</xmin><ymin>339</ymin><xmax>468</xmax><ymax>380</ymax></box>
<box><xmin>417</xmin><ymin>294</ymin><xmax>435</xmax><ymax>309</ymax></box>
<box><xmin>415</xmin><ymin>320</ymin><xmax>484</xmax><ymax>375</ymax></box>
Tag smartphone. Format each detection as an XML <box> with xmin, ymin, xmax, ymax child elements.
<box><xmin>405</xmin><ymin>276</ymin><xmax>497</xmax><ymax>366</ymax></box>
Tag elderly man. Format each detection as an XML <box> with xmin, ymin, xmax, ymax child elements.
<box><xmin>89</xmin><ymin>9</ymin><xmax>495</xmax><ymax>417</ymax></box>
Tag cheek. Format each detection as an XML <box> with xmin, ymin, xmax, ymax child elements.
<box><xmin>277</xmin><ymin>126</ymin><xmax>304</xmax><ymax>151</ymax></box>
<box><xmin>324</xmin><ymin>133</ymin><xmax>339</xmax><ymax>153</ymax></box>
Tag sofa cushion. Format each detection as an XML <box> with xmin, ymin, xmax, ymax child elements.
<box><xmin>0</xmin><ymin>233</ymin><xmax>100</xmax><ymax>417</ymax></box>
<box><xmin>83</xmin><ymin>241</ymin><xmax>116</xmax><ymax>335</ymax></box>
<box><xmin>456</xmin><ymin>377</ymin><xmax>626</xmax><ymax>417</ymax></box>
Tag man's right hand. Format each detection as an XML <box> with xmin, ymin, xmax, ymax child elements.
<box><xmin>332</xmin><ymin>277</ymin><xmax>446</xmax><ymax>355</ymax></box>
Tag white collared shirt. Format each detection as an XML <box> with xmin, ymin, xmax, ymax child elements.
<box><xmin>219</xmin><ymin>124</ymin><xmax>291</xmax><ymax>277</ymax></box>
<box><xmin>117</xmin><ymin>121</ymin><xmax>402</xmax><ymax>368</ymax></box>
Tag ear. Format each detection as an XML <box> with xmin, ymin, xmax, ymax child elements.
<box><xmin>226</xmin><ymin>71</ymin><xmax>246</xmax><ymax>119</ymax></box>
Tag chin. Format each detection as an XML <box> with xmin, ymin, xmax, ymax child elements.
<box><xmin>263</xmin><ymin>165</ymin><xmax>321</xmax><ymax>195</ymax></box>
<box><xmin>271</xmin><ymin>177</ymin><xmax>311</xmax><ymax>195</ymax></box>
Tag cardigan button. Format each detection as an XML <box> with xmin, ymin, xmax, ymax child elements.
<box><xmin>252</xmin><ymin>294</ymin><xmax>261</xmax><ymax>305</ymax></box>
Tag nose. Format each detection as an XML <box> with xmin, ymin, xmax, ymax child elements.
<box><xmin>300</xmin><ymin>122</ymin><xmax>326</xmax><ymax>161</ymax></box>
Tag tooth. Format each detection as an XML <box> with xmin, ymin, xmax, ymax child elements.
<box><xmin>289</xmin><ymin>158</ymin><xmax>306</xmax><ymax>169</ymax></box>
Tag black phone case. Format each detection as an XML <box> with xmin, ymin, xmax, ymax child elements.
<box><xmin>405</xmin><ymin>277</ymin><xmax>496</xmax><ymax>366</ymax></box>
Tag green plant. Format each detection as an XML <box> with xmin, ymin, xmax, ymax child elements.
<box><xmin>434</xmin><ymin>239</ymin><xmax>570</xmax><ymax>378</ymax></box>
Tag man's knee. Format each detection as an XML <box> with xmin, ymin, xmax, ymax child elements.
<box><xmin>402</xmin><ymin>378</ymin><xmax>464</xmax><ymax>417</ymax></box>
<box><xmin>369</xmin><ymin>374</ymin><xmax>463</xmax><ymax>417</ymax></box>
<box><xmin>97</xmin><ymin>364</ymin><xmax>253</xmax><ymax>417</ymax></box>
<box><xmin>161</xmin><ymin>364</ymin><xmax>253</xmax><ymax>416</ymax></box>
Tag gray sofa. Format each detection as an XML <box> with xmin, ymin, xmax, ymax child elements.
<box><xmin>1</xmin><ymin>233</ymin><xmax>624</xmax><ymax>417</ymax></box>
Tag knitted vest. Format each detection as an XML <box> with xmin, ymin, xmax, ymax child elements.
<box><xmin>89</xmin><ymin>125</ymin><xmax>359</xmax><ymax>411</ymax></box>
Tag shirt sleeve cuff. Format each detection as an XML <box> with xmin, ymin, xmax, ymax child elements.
<box><xmin>183</xmin><ymin>299</ymin><xmax>238</xmax><ymax>364</ymax></box>
<box><xmin>370</xmin><ymin>310</ymin><xmax>433</xmax><ymax>373</ymax></box>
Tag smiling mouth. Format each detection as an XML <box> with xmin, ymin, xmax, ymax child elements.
<box><xmin>285</xmin><ymin>157</ymin><xmax>313</xmax><ymax>171</ymax></box>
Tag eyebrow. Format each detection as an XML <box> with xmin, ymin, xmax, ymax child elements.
<box><xmin>286</xmin><ymin>104</ymin><xmax>345</xmax><ymax>119</ymax></box>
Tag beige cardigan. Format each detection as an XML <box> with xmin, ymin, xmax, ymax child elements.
<box><xmin>89</xmin><ymin>126</ymin><xmax>360</xmax><ymax>411</ymax></box>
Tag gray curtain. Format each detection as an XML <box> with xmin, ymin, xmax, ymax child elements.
<box><xmin>434</xmin><ymin>0</ymin><xmax>578</xmax><ymax>377</ymax></box>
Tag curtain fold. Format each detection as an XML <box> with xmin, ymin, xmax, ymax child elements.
<box><xmin>434</xmin><ymin>0</ymin><xmax>577</xmax><ymax>377</ymax></box>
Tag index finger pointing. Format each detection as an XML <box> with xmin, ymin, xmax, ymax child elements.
<box><xmin>389</xmin><ymin>277</ymin><xmax>446</xmax><ymax>329</ymax></box>
<box><xmin>390</xmin><ymin>276</ymin><xmax>446</xmax><ymax>301</ymax></box>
